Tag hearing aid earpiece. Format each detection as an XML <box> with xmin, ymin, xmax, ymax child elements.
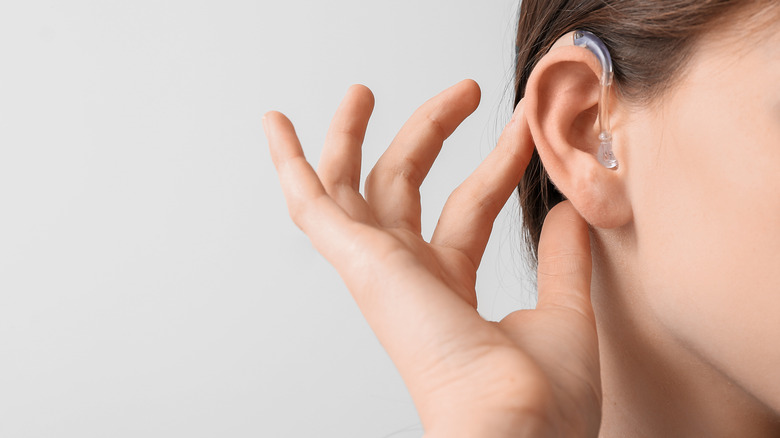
<box><xmin>550</xmin><ymin>30</ymin><xmax>618</xmax><ymax>170</ymax></box>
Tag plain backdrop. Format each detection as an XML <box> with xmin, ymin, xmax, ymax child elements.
<box><xmin>0</xmin><ymin>1</ymin><xmax>538</xmax><ymax>437</ymax></box>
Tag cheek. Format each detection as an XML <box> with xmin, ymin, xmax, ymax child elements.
<box><xmin>628</xmin><ymin>89</ymin><xmax>780</xmax><ymax>408</ymax></box>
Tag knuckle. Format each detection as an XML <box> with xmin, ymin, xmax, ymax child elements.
<box><xmin>448</xmin><ymin>180</ymin><xmax>497</xmax><ymax>213</ymax></box>
<box><xmin>391</xmin><ymin>156</ymin><xmax>424</xmax><ymax>186</ymax></box>
<box><xmin>286</xmin><ymin>193</ymin><xmax>325</xmax><ymax>231</ymax></box>
<box><xmin>366</xmin><ymin>156</ymin><xmax>425</xmax><ymax>191</ymax></box>
<box><xmin>330</xmin><ymin>124</ymin><xmax>363</xmax><ymax>145</ymax></box>
<box><xmin>320</xmin><ymin>173</ymin><xmax>356</xmax><ymax>194</ymax></box>
<box><xmin>537</xmin><ymin>253</ymin><xmax>588</xmax><ymax>278</ymax></box>
<box><xmin>425</xmin><ymin>112</ymin><xmax>448</xmax><ymax>141</ymax></box>
<box><xmin>443</xmin><ymin>186</ymin><xmax>462</xmax><ymax>208</ymax></box>
<box><xmin>286</xmin><ymin>197</ymin><xmax>308</xmax><ymax>226</ymax></box>
<box><xmin>472</xmin><ymin>187</ymin><xmax>499</xmax><ymax>212</ymax></box>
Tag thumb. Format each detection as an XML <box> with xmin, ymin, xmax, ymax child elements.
<box><xmin>536</xmin><ymin>200</ymin><xmax>594</xmax><ymax>321</ymax></box>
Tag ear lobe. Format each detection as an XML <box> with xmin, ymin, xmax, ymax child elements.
<box><xmin>524</xmin><ymin>46</ymin><xmax>632</xmax><ymax>229</ymax></box>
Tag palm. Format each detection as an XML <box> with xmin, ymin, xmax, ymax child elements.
<box><xmin>266</xmin><ymin>81</ymin><xmax>602</xmax><ymax>437</ymax></box>
<box><xmin>360</xmin><ymin>223</ymin><xmax>601</xmax><ymax>436</ymax></box>
<box><xmin>388</xmin><ymin>228</ymin><xmax>478</xmax><ymax>304</ymax></box>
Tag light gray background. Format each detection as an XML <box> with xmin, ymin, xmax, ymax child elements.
<box><xmin>0</xmin><ymin>1</ymin><xmax>536</xmax><ymax>437</ymax></box>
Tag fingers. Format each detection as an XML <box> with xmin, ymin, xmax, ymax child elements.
<box><xmin>265</xmin><ymin>110</ymin><xmax>480</xmax><ymax>367</ymax></box>
<box><xmin>315</xmin><ymin>85</ymin><xmax>376</xmax><ymax>222</ymax></box>
<box><xmin>264</xmin><ymin>111</ymin><xmax>359</xmax><ymax>259</ymax></box>
<box><xmin>535</xmin><ymin>200</ymin><xmax>594</xmax><ymax>323</ymax></box>
<box><xmin>431</xmin><ymin>101</ymin><xmax>533</xmax><ymax>268</ymax></box>
<box><xmin>317</xmin><ymin>85</ymin><xmax>375</xmax><ymax>192</ymax></box>
<box><xmin>365</xmin><ymin>79</ymin><xmax>481</xmax><ymax>232</ymax></box>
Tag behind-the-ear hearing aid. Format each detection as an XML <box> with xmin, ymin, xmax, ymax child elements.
<box><xmin>550</xmin><ymin>30</ymin><xmax>618</xmax><ymax>170</ymax></box>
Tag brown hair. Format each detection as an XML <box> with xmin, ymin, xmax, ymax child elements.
<box><xmin>514</xmin><ymin>0</ymin><xmax>777</xmax><ymax>264</ymax></box>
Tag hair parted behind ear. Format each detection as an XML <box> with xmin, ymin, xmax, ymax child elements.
<box><xmin>514</xmin><ymin>0</ymin><xmax>779</xmax><ymax>266</ymax></box>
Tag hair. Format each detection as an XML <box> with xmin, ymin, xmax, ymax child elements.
<box><xmin>514</xmin><ymin>0</ymin><xmax>778</xmax><ymax>264</ymax></box>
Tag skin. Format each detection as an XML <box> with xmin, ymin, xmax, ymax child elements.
<box><xmin>589</xmin><ymin>19</ymin><xmax>780</xmax><ymax>437</ymax></box>
<box><xmin>265</xmin><ymin>82</ymin><xmax>600</xmax><ymax>437</ymax></box>
<box><xmin>265</xmin><ymin>13</ymin><xmax>780</xmax><ymax>438</ymax></box>
<box><xmin>522</xmin><ymin>12</ymin><xmax>780</xmax><ymax>437</ymax></box>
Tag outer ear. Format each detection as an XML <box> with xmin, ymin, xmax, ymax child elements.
<box><xmin>524</xmin><ymin>46</ymin><xmax>632</xmax><ymax>229</ymax></box>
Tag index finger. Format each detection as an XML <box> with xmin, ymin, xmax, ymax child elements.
<box><xmin>430</xmin><ymin>100</ymin><xmax>534</xmax><ymax>268</ymax></box>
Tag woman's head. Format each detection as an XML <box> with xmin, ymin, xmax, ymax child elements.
<box><xmin>514</xmin><ymin>0</ymin><xmax>779</xmax><ymax>261</ymax></box>
<box><xmin>514</xmin><ymin>0</ymin><xmax>780</xmax><ymax>418</ymax></box>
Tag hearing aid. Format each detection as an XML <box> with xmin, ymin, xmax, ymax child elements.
<box><xmin>550</xmin><ymin>30</ymin><xmax>618</xmax><ymax>170</ymax></box>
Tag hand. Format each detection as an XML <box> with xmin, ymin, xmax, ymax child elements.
<box><xmin>264</xmin><ymin>80</ymin><xmax>602</xmax><ymax>437</ymax></box>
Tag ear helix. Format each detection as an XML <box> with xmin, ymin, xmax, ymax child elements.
<box><xmin>549</xmin><ymin>30</ymin><xmax>618</xmax><ymax>170</ymax></box>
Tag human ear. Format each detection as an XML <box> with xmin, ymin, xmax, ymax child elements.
<box><xmin>524</xmin><ymin>46</ymin><xmax>632</xmax><ymax>229</ymax></box>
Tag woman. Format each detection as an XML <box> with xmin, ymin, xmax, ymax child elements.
<box><xmin>264</xmin><ymin>0</ymin><xmax>780</xmax><ymax>436</ymax></box>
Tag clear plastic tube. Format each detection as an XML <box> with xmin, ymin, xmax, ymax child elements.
<box><xmin>551</xmin><ymin>30</ymin><xmax>618</xmax><ymax>169</ymax></box>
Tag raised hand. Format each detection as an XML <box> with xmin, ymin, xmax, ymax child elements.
<box><xmin>264</xmin><ymin>80</ymin><xmax>602</xmax><ymax>437</ymax></box>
